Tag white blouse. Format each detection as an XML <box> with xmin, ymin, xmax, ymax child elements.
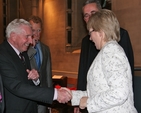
<box><xmin>71</xmin><ymin>41</ymin><xmax>137</xmax><ymax>113</ymax></box>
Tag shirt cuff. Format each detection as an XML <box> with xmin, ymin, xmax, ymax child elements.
<box><xmin>33</xmin><ymin>79</ymin><xmax>40</xmax><ymax>86</ymax></box>
<box><xmin>53</xmin><ymin>88</ymin><xmax>58</xmax><ymax>100</ymax></box>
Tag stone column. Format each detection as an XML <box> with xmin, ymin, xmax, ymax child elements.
<box><xmin>32</xmin><ymin>0</ymin><xmax>38</xmax><ymax>15</ymax></box>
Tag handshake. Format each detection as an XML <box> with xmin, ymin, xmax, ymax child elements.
<box><xmin>56</xmin><ymin>87</ymin><xmax>72</xmax><ymax>104</ymax></box>
<box><xmin>56</xmin><ymin>87</ymin><xmax>88</xmax><ymax>111</ymax></box>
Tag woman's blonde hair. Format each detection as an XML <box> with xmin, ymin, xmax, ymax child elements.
<box><xmin>87</xmin><ymin>9</ymin><xmax>120</xmax><ymax>42</ymax></box>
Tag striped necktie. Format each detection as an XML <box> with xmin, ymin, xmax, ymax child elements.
<box><xmin>19</xmin><ymin>53</ymin><xmax>26</xmax><ymax>66</ymax></box>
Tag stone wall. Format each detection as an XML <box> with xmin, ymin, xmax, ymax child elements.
<box><xmin>112</xmin><ymin>0</ymin><xmax>141</xmax><ymax>68</ymax></box>
<box><xmin>41</xmin><ymin>0</ymin><xmax>80</xmax><ymax>78</ymax></box>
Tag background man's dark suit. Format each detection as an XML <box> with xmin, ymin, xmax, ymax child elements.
<box><xmin>77</xmin><ymin>28</ymin><xmax>134</xmax><ymax>91</ymax></box>
<box><xmin>0</xmin><ymin>40</ymin><xmax>54</xmax><ymax>113</ymax></box>
<box><xmin>0</xmin><ymin>75</ymin><xmax>4</xmax><ymax>113</ymax></box>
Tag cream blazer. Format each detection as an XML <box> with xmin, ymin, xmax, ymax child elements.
<box><xmin>72</xmin><ymin>41</ymin><xmax>137</xmax><ymax>113</ymax></box>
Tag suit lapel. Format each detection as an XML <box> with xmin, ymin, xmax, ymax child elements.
<box><xmin>3</xmin><ymin>40</ymin><xmax>32</xmax><ymax>83</ymax></box>
<box><xmin>28</xmin><ymin>47</ymin><xmax>36</xmax><ymax>60</ymax></box>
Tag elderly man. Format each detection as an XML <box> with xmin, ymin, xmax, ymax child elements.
<box><xmin>0</xmin><ymin>19</ymin><xmax>71</xmax><ymax>113</ymax></box>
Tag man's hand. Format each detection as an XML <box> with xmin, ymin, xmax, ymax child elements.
<box><xmin>57</xmin><ymin>88</ymin><xmax>72</xmax><ymax>104</ymax></box>
<box><xmin>26</xmin><ymin>69</ymin><xmax>39</xmax><ymax>81</ymax></box>
<box><xmin>79</xmin><ymin>97</ymin><xmax>88</xmax><ymax>109</ymax></box>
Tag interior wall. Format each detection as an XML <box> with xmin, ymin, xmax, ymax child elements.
<box><xmin>41</xmin><ymin>0</ymin><xmax>80</xmax><ymax>78</ymax></box>
<box><xmin>20</xmin><ymin>0</ymin><xmax>32</xmax><ymax>19</ymax></box>
<box><xmin>112</xmin><ymin>0</ymin><xmax>141</xmax><ymax>67</ymax></box>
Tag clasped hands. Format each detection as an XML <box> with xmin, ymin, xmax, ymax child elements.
<box><xmin>26</xmin><ymin>69</ymin><xmax>87</xmax><ymax>109</ymax></box>
<box><xmin>56</xmin><ymin>87</ymin><xmax>88</xmax><ymax>110</ymax></box>
<box><xmin>56</xmin><ymin>87</ymin><xmax>72</xmax><ymax>104</ymax></box>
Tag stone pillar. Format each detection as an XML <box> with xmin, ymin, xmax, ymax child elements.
<box><xmin>32</xmin><ymin>0</ymin><xmax>38</xmax><ymax>15</ymax></box>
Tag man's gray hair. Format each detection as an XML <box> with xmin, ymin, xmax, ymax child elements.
<box><xmin>6</xmin><ymin>19</ymin><xmax>31</xmax><ymax>38</ymax></box>
<box><xmin>83</xmin><ymin>0</ymin><xmax>102</xmax><ymax>10</ymax></box>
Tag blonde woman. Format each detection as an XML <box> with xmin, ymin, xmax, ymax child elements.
<box><xmin>71</xmin><ymin>9</ymin><xmax>137</xmax><ymax>113</ymax></box>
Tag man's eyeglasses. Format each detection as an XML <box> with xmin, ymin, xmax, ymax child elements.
<box><xmin>84</xmin><ymin>10</ymin><xmax>97</xmax><ymax>19</ymax></box>
<box><xmin>89</xmin><ymin>29</ymin><xmax>95</xmax><ymax>35</ymax></box>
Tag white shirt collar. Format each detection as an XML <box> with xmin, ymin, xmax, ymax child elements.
<box><xmin>8</xmin><ymin>41</ymin><xmax>20</xmax><ymax>55</ymax></box>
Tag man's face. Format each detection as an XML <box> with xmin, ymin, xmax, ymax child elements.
<box><xmin>9</xmin><ymin>25</ymin><xmax>33</xmax><ymax>52</ymax></box>
<box><xmin>83</xmin><ymin>3</ymin><xmax>99</xmax><ymax>23</ymax></box>
<box><xmin>29</xmin><ymin>20</ymin><xmax>42</xmax><ymax>44</ymax></box>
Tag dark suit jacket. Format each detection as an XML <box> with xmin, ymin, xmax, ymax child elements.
<box><xmin>77</xmin><ymin>28</ymin><xmax>134</xmax><ymax>91</ymax></box>
<box><xmin>0</xmin><ymin>75</ymin><xmax>4</xmax><ymax>113</ymax></box>
<box><xmin>28</xmin><ymin>42</ymin><xmax>53</xmax><ymax>88</ymax></box>
<box><xmin>0</xmin><ymin>40</ymin><xmax>54</xmax><ymax>113</ymax></box>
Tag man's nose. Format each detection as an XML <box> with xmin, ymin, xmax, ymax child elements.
<box><xmin>28</xmin><ymin>36</ymin><xmax>33</xmax><ymax>44</ymax></box>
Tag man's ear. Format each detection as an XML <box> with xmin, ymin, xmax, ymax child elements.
<box><xmin>10</xmin><ymin>32</ymin><xmax>17</xmax><ymax>41</ymax></box>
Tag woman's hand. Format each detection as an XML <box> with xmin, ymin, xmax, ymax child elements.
<box><xmin>79</xmin><ymin>97</ymin><xmax>88</xmax><ymax>109</ymax></box>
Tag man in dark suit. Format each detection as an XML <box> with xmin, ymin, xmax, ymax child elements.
<box><xmin>27</xmin><ymin>15</ymin><xmax>53</xmax><ymax>113</ymax></box>
<box><xmin>74</xmin><ymin>0</ymin><xmax>134</xmax><ymax>113</ymax></box>
<box><xmin>0</xmin><ymin>18</ymin><xmax>71</xmax><ymax>113</ymax></box>
<box><xmin>0</xmin><ymin>75</ymin><xmax>4</xmax><ymax>113</ymax></box>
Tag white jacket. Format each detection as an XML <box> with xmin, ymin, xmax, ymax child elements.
<box><xmin>71</xmin><ymin>41</ymin><xmax>137</xmax><ymax>113</ymax></box>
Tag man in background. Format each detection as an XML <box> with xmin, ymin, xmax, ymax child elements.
<box><xmin>75</xmin><ymin>0</ymin><xmax>134</xmax><ymax>113</ymax></box>
<box><xmin>27</xmin><ymin>15</ymin><xmax>53</xmax><ymax>113</ymax></box>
